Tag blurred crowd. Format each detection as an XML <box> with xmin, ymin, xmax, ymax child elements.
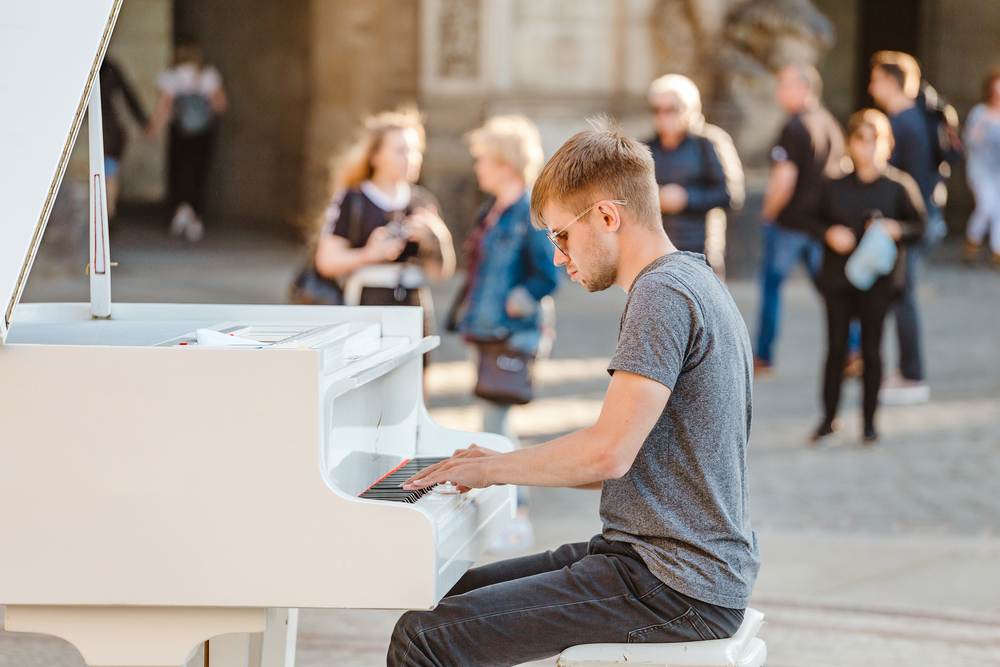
<box><xmin>97</xmin><ymin>41</ymin><xmax>1000</xmax><ymax>551</ymax></box>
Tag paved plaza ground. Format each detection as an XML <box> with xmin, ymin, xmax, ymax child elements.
<box><xmin>3</xmin><ymin>218</ymin><xmax>999</xmax><ymax>665</ymax></box>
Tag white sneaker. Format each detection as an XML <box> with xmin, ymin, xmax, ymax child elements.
<box><xmin>487</xmin><ymin>516</ymin><xmax>535</xmax><ymax>555</ymax></box>
<box><xmin>170</xmin><ymin>203</ymin><xmax>195</xmax><ymax>236</ymax></box>
<box><xmin>879</xmin><ymin>375</ymin><xmax>930</xmax><ymax>405</ymax></box>
<box><xmin>184</xmin><ymin>217</ymin><xmax>204</xmax><ymax>242</ymax></box>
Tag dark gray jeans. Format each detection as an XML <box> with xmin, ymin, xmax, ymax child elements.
<box><xmin>388</xmin><ymin>535</ymin><xmax>744</xmax><ymax>667</ymax></box>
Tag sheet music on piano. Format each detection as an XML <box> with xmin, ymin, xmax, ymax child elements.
<box><xmin>0</xmin><ymin>2</ymin><xmax>517</xmax><ymax>666</ymax></box>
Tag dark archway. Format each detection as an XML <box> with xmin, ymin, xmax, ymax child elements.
<box><xmin>855</xmin><ymin>0</ymin><xmax>922</xmax><ymax>108</ymax></box>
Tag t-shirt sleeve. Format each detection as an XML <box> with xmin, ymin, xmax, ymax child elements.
<box><xmin>322</xmin><ymin>189</ymin><xmax>349</xmax><ymax>238</ymax></box>
<box><xmin>772</xmin><ymin>119</ymin><xmax>811</xmax><ymax>168</ymax></box>
<box><xmin>607</xmin><ymin>276</ymin><xmax>694</xmax><ymax>390</ymax></box>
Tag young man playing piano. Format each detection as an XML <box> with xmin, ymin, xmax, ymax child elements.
<box><xmin>394</xmin><ymin>117</ymin><xmax>759</xmax><ymax>667</ymax></box>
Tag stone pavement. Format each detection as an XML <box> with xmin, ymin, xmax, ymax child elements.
<box><xmin>4</xmin><ymin>220</ymin><xmax>1000</xmax><ymax>665</ymax></box>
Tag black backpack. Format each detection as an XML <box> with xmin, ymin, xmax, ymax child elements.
<box><xmin>917</xmin><ymin>82</ymin><xmax>963</xmax><ymax>170</ymax></box>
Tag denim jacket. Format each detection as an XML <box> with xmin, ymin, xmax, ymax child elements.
<box><xmin>457</xmin><ymin>193</ymin><xmax>558</xmax><ymax>350</ymax></box>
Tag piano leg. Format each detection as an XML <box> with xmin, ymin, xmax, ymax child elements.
<box><xmin>259</xmin><ymin>609</ymin><xmax>297</xmax><ymax>667</ymax></box>
<box><xmin>208</xmin><ymin>609</ymin><xmax>297</xmax><ymax>667</ymax></box>
<box><xmin>207</xmin><ymin>633</ymin><xmax>251</xmax><ymax>667</ymax></box>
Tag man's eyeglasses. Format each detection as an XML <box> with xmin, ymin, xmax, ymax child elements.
<box><xmin>545</xmin><ymin>200</ymin><xmax>626</xmax><ymax>258</ymax></box>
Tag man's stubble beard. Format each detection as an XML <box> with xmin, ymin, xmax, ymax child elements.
<box><xmin>581</xmin><ymin>243</ymin><xmax>618</xmax><ymax>293</ymax></box>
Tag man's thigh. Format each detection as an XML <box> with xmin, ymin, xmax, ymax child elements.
<box><xmin>447</xmin><ymin>541</ymin><xmax>589</xmax><ymax>597</ymax></box>
<box><xmin>389</xmin><ymin>538</ymin><xmax>726</xmax><ymax>667</ymax></box>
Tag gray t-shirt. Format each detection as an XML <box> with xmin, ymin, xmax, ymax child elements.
<box><xmin>603</xmin><ymin>252</ymin><xmax>760</xmax><ymax>608</ymax></box>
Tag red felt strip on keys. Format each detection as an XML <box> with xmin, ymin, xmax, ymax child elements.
<box><xmin>358</xmin><ymin>458</ymin><xmax>411</xmax><ymax>497</ymax></box>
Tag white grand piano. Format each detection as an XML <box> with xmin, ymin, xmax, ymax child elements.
<box><xmin>0</xmin><ymin>2</ymin><xmax>516</xmax><ymax>666</ymax></box>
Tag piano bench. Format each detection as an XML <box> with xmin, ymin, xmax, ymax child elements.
<box><xmin>556</xmin><ymin>607</ymin><xmax>766</xmax><ymax>667</ymax></box>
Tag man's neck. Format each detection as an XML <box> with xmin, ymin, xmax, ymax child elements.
<box><xmin>882</xmin><ymin>92</ymin><xmax>915</xmax><ymax>116</ymax></box>
<box><xmin>614</xmin><ymin>228</ymin><xmax>677</xmax><ymax>292</ymax></box>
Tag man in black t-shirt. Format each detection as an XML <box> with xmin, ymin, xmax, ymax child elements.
<box><xmin>755</xmin><ymin>64</ymin><xmax>845</xmax><ymax>372</ymax></box>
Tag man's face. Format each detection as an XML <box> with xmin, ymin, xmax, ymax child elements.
<box><xmin>868</xmin><ymin>67</ymin><xmax>898</xmax><ymax>108</ymax></box>
<box><xmin>543</xmin><ymin>200</ymin><xmax>618</xmax><ymax>293</ymax></box>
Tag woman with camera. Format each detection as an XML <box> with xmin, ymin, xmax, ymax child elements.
<box><xmin>312</xmin><ymin>107</ymin><xmax>455</xmax><ymax>325</ymax></box>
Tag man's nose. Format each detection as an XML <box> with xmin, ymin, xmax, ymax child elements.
<box><xmin>553</xmin><ymin>247</ymin><xmax>569</xmax><ymax>266</ymax></box>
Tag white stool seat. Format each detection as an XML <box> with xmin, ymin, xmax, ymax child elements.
<box><xmin>556</xmin><ymin>607</ymin><xmax>766</xmax><ymax>667</ymax></box>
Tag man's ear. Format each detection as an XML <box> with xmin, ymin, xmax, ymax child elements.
<box><xmin>596</xmin><ymin>201</ymin><xmax>622</xmax><ymax>234</ymax></box>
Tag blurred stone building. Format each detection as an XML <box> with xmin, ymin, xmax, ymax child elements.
<box><xmin>92</xmin><ymin>0</ymin><xmax>1000</xmax><ymax>271</ymax></box>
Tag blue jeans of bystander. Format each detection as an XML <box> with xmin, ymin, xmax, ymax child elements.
<box><xmin>755</xmin><ymin>223</ymin><xmax>823</xmax><ymax>365</ymax></box>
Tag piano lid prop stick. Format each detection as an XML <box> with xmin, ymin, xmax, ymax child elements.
<box><xmin>88</xmin><ymin>75</ymin><xmax>112</xmax><ymax>318</ymax></box>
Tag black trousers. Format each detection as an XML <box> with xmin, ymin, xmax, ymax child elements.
<box><xmin>821</xmin><ymin>278</ymin><xmax>895</xmax><ymax>430</ymax></box>
<box><xmin>388</xmin><ymin>536</ymin><xmax>744</xmax><ymax>667</ymax></box>
<box><xmin>169</xmin><ymin>126</ymin><xmax>216</xmax><ymax>216</ymax></box>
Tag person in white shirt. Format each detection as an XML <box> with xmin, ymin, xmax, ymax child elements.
<box><xmin>147</xmin><ymin>42</ymin><xmax>228</xmax><ymax>242</ymax></box>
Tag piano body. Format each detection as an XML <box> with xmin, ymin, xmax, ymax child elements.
<box><xmin>0</xmin><ymin>2</ymin><xmax>516</xmax><ymax>666</ymax></box>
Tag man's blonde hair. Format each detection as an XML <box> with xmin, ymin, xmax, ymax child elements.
<box><xmin>530</xmin><ymin>115</ymin><xmax>660</xmax><ymax>231</ymax></box>
<box><xmin>466</xmin><ymin>115</ymin><xmax>545</xmax><ymax>185</ymax></box>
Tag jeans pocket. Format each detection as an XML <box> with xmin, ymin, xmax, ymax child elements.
<box><xmin>627</xmin><ymin>607</ymin><xmax>718</xmax><ymax>644</ymax></box>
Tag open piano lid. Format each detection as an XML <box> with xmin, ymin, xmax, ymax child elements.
<box><xmin>0</xmin><ymin>0</ymin><xmax>122</xmax><ymax>343</ymax></box>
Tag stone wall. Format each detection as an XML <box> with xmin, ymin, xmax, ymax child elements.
<box><xmin>301</xmin><ymin>0</ymin><xmax>421</xmax><ymax>235</ymax></box>
<box><xmin>91</xmin><ymin>0</ymin><xmax>998</xmax><ymax>243</ymax></box>
<box><xmin>173</xmin><ymin>0</ymin><xmax>311</xmax><ymax>230</ymax></box>
<box><xmin>419</xmin><ymin>0</ymin><xmax>658</xmax><ymax>242</ymax></box>
<box><xmin>810</xmin><ymin>0</ymin><xmax>858</xmax><ymax>125</ymax></box>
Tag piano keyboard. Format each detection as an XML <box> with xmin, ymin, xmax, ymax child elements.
<box><xmin>358</xmin><ymin>457</ymin><xmax>448</xmax><ymax>503</ymax></box>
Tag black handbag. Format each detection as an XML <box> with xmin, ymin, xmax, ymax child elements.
<box><xmin>288</xmin><ymin>193</ymin><xmax>364</xmax><ymax>306</ymax></box>
<box><xmin>474</xmin><ymin>340</ymin><xmax>534</xmax><ymax>405</ymax></box>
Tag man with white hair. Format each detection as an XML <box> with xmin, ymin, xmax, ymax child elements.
<box><xmin>754</xmin><ymin>63</ymin><xmax>845</xmax><ymax>374</ymax></box>
<box><xmin>646</xmin><ymin>74</ymin><xmax>738</xmax><ymax>260</ymax></box>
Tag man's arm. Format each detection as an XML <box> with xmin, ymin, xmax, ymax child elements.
<box><xmin>761</xmin><ymin>161</ymin><xmax>798</xmax><ymax>221</ymax></box>
<box><xmin>402</xmin><ymin>370</ymin><xmax>671</xmax><ymax>490</ymax></box>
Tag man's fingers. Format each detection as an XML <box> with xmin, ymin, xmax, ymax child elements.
<box><xmin>401</xmin><ymin>461</ymin><xmax>449</xmax><ymax>487</ymax></box>
<box><xmin>401</xmin><ymin>466</ymin><xmax>451</xmax><ymax>490</ymax></box>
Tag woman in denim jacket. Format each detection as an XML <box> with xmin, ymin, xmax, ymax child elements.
<box><xmin>448</xmin><ymin>115</ymin><xmax>558</xmax><ymax>551</ymax></box>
